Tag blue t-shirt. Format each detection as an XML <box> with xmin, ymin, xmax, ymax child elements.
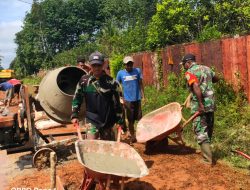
<box><xmin>0</xmin><ymin>82</ymin><xmax>13</xmax><ymax>91</ymax></box>
<box><xmin>116</xmin><ymin>68</ymin><xmax>142</xmax><ymax>102</ymax></box>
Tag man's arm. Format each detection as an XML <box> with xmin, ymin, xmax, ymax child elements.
<box><xmin>137</xmin><ymin>68</ymin><xmax>145</xmax><ymax>100</ymax></box>
<box><xmin>139</xmin><ymin>79</ymin><xmax>145</xmax><ymax>99</ymax></box>
<box><xmin>192</xmin><ymin>82</ymin><xmax>205</xmax><ymax>113</ymax></box>
<box><xmin>113</xmin><ymin>81</ymin><xmax>124</xmax><ymax>124</ymax></box>
<box><xmin>71</xmin><ymin>82</ymin><xmax>84</xmax><ymax>123</ymax></box>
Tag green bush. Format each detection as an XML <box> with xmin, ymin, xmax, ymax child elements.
<box><xmin>22</xmin><ymin>75</ymin><xmax>42</xmax><ymax>85</ymax></box>
<box><xmin>142</xmin><ymin>73</ymin><xmax>250</xmax><ymax>170</ymax></box>
<box><xmin>196</xmin><ymin>25</ymin><xmax>222</xmax><ymax>43</ymax></box>
<box><xmin>109</xmin><ymin>54</ymin><xmax>124</xmax><ymax>78</ymax></box>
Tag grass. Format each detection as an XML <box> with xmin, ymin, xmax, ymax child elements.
<box><xmin>142</xmin><ymin>73</ymin><xmax>250</xmax><ymax>170</ymax></box>
<box><xmin>23</xmin><ymin>72</ymin><xmax>250</xmax><ymax>170</ymax></box>
<box><xmin>22</xmin><ymin>75</ymin><xmax>42</xmax><ymax>85</ymax></box>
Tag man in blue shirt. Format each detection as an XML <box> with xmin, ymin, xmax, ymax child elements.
<box><xmin>0</xmin><ymin>79</ymin><xmax>21</xmax><ymax>115</ymax></box>
<box><xmin>116</xmin><ymin>56</ymin><xmax>145</xmax><ymax>143</ymax></box>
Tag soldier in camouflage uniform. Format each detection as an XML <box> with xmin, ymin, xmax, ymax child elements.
<box><xmin>71</xmin><ymin>51</ymin><xmax>123</xmax><ymax>141</ymax></box>
<box><xmin>180</xmin><ymin>53</ymin><xmax>219</xmax><ymax>165</ymax></box>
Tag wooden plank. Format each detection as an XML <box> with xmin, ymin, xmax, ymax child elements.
<box><xmin>0</xmin><ymin>117</ymin><xmax>14</xmax><ymax>128</ymax></box>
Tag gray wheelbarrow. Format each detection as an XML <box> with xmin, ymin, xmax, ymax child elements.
<box><xmin>74</xmin><ymin>124</ymin><xmax>149</xmax><ymax>190</ymax></box>
<box><xmin>136</xmin><ymin>102</ymin><xmax>199</xmax><ymax>150</ymax></box>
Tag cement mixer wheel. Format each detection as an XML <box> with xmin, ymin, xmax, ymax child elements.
<box><xmin>33</xmin><ymin>148</ymin><xmax>56</xmax><ymax>170</ymax></box>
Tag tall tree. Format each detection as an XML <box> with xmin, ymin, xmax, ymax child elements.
<box><xmin>13</xmin><ymin>0</ymin><xmax>104</xmax><ymax>75</ymax></box>
<box><xmin>146</xmin><ymin>0</ymin><xmax>194</xmax><ymax>49</ymax></box>
<box><xmin>214</xmin><ymin>0</ymin><xmax>250</xmax><ymax>35</ymax></box>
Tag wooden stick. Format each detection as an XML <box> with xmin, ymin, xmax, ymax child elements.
<box><xmin>106</xmin><ymin>175</ymin><xmax>111</xmax><ymax>190</ymax></box>
<box><xmin>50</xmin><ymin>151</ymin><xmax>56</xmax><ymax>189</ymax></box>
<box><xmin>74</xmin><ymin>123</ymin><xmax>83</xmax><ymax>140</ymax></box>
<box><xmin>117</xmin><ymin>125</ymin><xmax>122</xmax><ymax>142</ymax></box>
<box><xmin>182</xmin><ymin>112</ymin><xmax>200</xmax><ymax>128</ymax></box>
<box><xmin>120</xmin><ymin>177</ymin><xmax>125</xmax><ymax>190</ymax></box>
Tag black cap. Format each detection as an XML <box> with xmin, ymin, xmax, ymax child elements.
<box><xmin>89</xmin><ymin>51</ymin><xmax>104</xmax><ymax>65</ymax></box>
<box><xmin>181</xmin><ymin>53</ymin><xmax>196</xmax><ymax>64</ymax></box>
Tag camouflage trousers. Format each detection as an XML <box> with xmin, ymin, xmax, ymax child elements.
<box><xmin>192</xmin><ymin>112</ymin><xmax>214</xmax><ymax>144</ymax></box>
<box><xmin>86</xmin><ymin>123</ymin><xmax>115</xmax><ymax>141</ymax></box>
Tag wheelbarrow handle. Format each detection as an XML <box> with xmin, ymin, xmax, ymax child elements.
<box><xmin>182</xmin><ymin>111</ymin><xmax>200</xmax><ymax>128</ymax></box>
<box><xmin>74</xmin><ymin>123</ymin><xmax>83</xmax><ymax>141</ymax></box>
<box><xmin>231</xmin><ymin>149</ymin><xmax>250</xmax><ymax>160</ymax></box>
<box><xmin>116</xmin><ymin>124</ymin><xmax>122</xmax><ymax>142</ymax></box>
<box><xmin>181</xmin><ymin>93</ymin><xmax>192</xmax><ymax>109</ymax></box>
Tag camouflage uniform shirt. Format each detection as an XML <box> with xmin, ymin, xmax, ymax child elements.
<box><xmin>71</xmin><ymin>74</ymin><xmax>123</xmax><ymax>129</ymax></box>
<box><xmin>185</xmin><ymin>63</ymin><xmax>215</xmax><ymax>114</ymax></box>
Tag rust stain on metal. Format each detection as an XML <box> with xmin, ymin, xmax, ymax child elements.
<box><xmin>247</xmin><ymin>36</ymin><xmax>250</xmax><ymax>102</ymax></box>
<box><xmin>128</xmin><ymin>35</ymin><xmax>250</xmax><ymax>103</ymax></box>
<box><xmin>142</xmin><ymin>52</ymin><xmax>155</xmax><ymax>85</ymax></box>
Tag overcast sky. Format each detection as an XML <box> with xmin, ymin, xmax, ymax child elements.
<box><xmin>0</xmin><ymin>0</ymin><xmax>31</xmax><ymax>69</ymax></box>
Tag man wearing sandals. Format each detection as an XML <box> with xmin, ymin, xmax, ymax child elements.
<box><xmin>180</xmin><ymin>53</ymin><xmax>219</xmax><ymax>165</ymax></box>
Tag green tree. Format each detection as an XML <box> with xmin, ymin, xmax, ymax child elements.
<box><xmin>146</xmin><ymin>0</ymin><xmax>250</xmax><ymax>50</ymax></box>
<box><xmin>13</xmin><ymin>0</ymin><xmax>104</xmax><ymax>76</ymax></box>
<box><xmin>214</xmin><ymin>0</ymin><xmax>250</xmax><ymax>35</ymax></box>
<box><xmin>146</xmin><ymin>0</ymin><xmax>194</xmax><ymax>49</ymax></box>
<box><xmin>97</xmin><ymin>0</ymin><xmax>157</xmax><ymax>55</ymax></box>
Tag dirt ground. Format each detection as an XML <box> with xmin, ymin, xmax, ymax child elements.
<box><xmin>0</xmin><ymin>91</ymin><xmax>250</xmax><ymax>190</ymax></box>
<box><xmin>4</xmin><ymin>141</ymin><xmax>250</xmax><ymax>190</ymax></box>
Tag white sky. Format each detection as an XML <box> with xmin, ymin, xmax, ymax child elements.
<box><xmin>0</xmin><ymin>0</ymin><xmax>31</xmax><ymax>69</ymax></box>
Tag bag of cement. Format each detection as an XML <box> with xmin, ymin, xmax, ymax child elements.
<box><xmin>35</xmin><ymin>118</ymin><xmax>64</xmax><ymax>130</ymax></box>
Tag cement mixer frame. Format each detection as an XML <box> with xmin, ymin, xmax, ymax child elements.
<box><xmin>0</xmin><ymin>85</ymin><xmax>84</xmax><ymax>169</ymax></box>
<box><xmin>0</xmin><ymin>66</ymin><xmax>87</xmax><ymax>169</ymax></box>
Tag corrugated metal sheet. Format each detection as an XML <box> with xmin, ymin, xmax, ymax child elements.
<box><xmin>161</xmin><ymin>48</ymin><xmax>169</xmax><ymax>86</ymax></box>
<box><xmin>126</xmin><ymin>35</ymin><xmax>250</xmax><ymax>103</ymax></box>
<box><xmin>246</xmin><ymin>36</ymin><xmax>250</xmax><ymax>102</ymax></box>
<box><xmin>222</xmin><ymin>36</ymin><xmax>248</xmax><ymax>94</ymax></box>
<box><xmin>184</xmin><ymin>43</ymin><xmax>202</xmax><ymax>63</ymax></box>
<box><xmin>132</xmin><ymin>53</ymin><xmax>143</xmax><ymax>70</ymax></box>
<box><xmin>142</xmin><ymin>52</ymin><xmax>155</xmax><ymax>85</ymax></box>
<box><xmin>222</xmin><ymin>38</ymin><xmax>232</xmax><ymax>84</ymax></box>
<box><xmin>200</xmin><ymin>40</ymin><xmax>223</xmax><ymax>72</ymax></box>
<box><xmin>235</xmin><ymin>37</ymin><xmax>248</xmax><ymax>95</ymax></box>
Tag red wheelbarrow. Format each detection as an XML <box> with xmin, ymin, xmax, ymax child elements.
<box><xmin>136</xmin><ymin>102</ymin><xmax>199</xmax><ymax>148</ymax></box>
<box><xmin>75</xmin><ymin>139</ymin><xmax>149</xmax><ymax>190</ymax></box>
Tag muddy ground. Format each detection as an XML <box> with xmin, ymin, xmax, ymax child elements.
<box><xmin>0</xmin><ymin>92</ymin><xmax>250</xmax><ymax>190</ymax></box>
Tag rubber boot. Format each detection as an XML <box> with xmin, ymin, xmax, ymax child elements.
<box><xmin>200</xmin><ymin>143</ymin><xmax>213</xmax><ymax>165</ymax></box>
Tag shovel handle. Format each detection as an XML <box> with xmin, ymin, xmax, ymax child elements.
<box><xmin>74</xmin><ymin>123</ymin><xmax>83</xmax><ymax>141</ymax></box>
<box><xmin>182</xmin><ymin>111</ymin><xmax>200</xmax><ymax>128</ymax></box>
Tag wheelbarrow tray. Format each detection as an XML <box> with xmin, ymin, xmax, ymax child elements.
<box><xmin>136</xmin><ymin>102</ymin><xmax>182</xmax><ymax>143</ymax></box>
<box><xmin>75</xmin><ymin>140</ymin><xmax>149</xmax><ymax>178</ymax></box>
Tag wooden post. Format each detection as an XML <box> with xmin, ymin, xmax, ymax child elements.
<box><xmin>106</xmin><ymin>175</ymin><xmax>111</xmax><ymax>190</ymax></box>
<box><xmin>120</xmin><ymin>177</ymin><xmax>125</xmax><ymax>190</ymax></box>
<box><xmin>117</xmin><ymin>125</ymin><xmax>121</xmax><ymax>142</ymax></box>
<box><xmin>50</xmin><ymin>151</ymin><xmax>56</xmax><ymax>189</ymax></box>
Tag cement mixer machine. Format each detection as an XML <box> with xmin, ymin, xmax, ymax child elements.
<box><xmin>0</xmin><ymin>66</ymin><xmax>86</xmax><ymax>168</ymax></box>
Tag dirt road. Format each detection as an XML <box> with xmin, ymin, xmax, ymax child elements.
<box><xmin>1</xmin><ymin>92</ymin><xmax>249</xmax><ymax>190</ymax></box>
<box><xmin>5</xmin><ymin>142</ymin><xmax>250</xmax><ymax>190</ymax></box>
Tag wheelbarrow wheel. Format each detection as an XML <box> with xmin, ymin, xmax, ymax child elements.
<box><xmin>145</xmin><ymin>138</ymin><xmax>169</xmax><ymax>153</ymax></box>
<box><xmin>33</xmin><ymin>148</ymin><xmax>57</xmax><ymax>170</ymax></box>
